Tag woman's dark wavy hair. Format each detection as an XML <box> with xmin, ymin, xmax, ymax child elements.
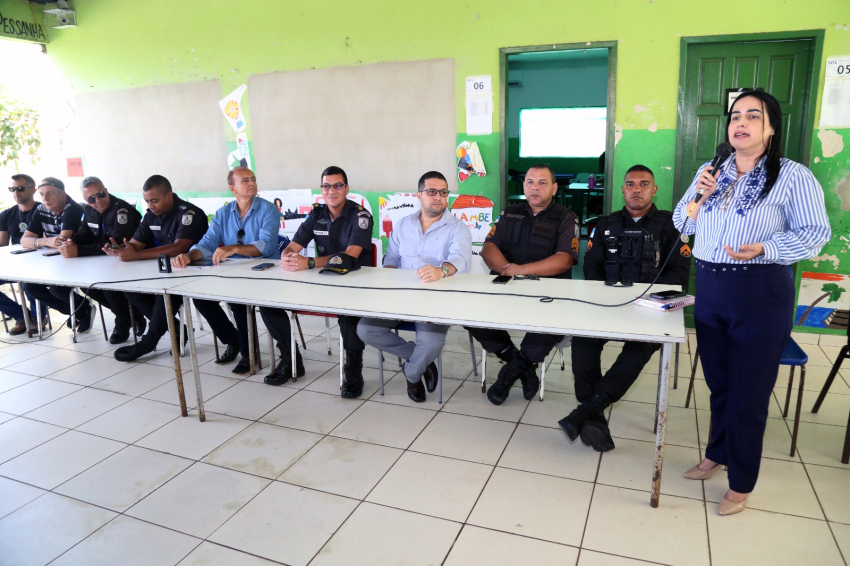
<box><xmin>724</xmin><ymin>89</ymin><xmax>783</xmax><ymax>196</ymax></box>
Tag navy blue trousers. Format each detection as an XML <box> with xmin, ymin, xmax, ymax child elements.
<box><xmin>694</xmin><ymin>259</ymin><xmax>793</xmax><ymax>493</ymax></box>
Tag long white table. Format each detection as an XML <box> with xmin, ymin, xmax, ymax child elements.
<box><xmin>0</xmin><ymin>247</ymin><xmax>685</xmax><ymax>508</ymax></box>
<box><xmin>166</xmin><ymin>260</ymin><xmax>685</xmax><ymax>508</ymax></box>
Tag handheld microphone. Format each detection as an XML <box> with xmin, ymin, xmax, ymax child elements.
<box><xmin>695</xmin><ymin>142</ymin><xmax>734</xmax><ymax>203</ymax></box>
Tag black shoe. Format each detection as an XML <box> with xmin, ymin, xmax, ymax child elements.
<box><xmin>134</xmin><ymin>315</ymin><xmax>146</xmax><ymax>338</ymax></box>
<box><xmin>407</xmin><ymin>377</ymin><xmax>426</xmax><ymax>403</ymax></box>
<box><xmin>109</xmin><ymin>326</ymin><xmax>131</xmax><ymax>345</ymax></box>
<box><xmin>518</xmin><ymin>365</ymin><xmax>540</xmax><ymax>401</ymax></box>
<box><xmin>495</xmin><ymin>343</ymin><xmax>520</xmax><ymax>363</ymax></box>
<box><xmin>215</xmin><ymin>344</ymin><xmax>239</xmax><ymax>364</ymax></box>
<box><xmin>341</xmin><ymin>350</ymin><xmax>364</xmax><ymax>399</ymax></box>
<box><xmin>422</xmin><ymin>361</ymin><xmax>438</xmax><ymax>393</ymax></box>
<box><xmin>580</xmin><ymin>413</ymin><xmax>616</xmax><ymax>452</ymax></box>
<box><xmin>487</xmin><ymin>353</ymin><xmax>531</xmax><ymax>405</ymax></box>
<box><xmin>232</xmin><ymin>356</ymin><xmax>251</xmax><ymax>375</ymax></box>
<box><xmin>264</xmin><ymin>357</ymin><xmax>291</xmax><ymax>386</ymax></box>
<box><xmin>168</xmin><ymin>328</ymin><xmax>190</xmax><ymax>356</ymax></box>
<box><xmin>558</xmin><ymin>390</ymin><xmax>614</xmax><ymax>444</ymax></box>
<box><xmin>280</xmin><ymin>342</ymin><xmax>306</xmax><ymax>379</ymax></box>
<box><xmin>114</xmin><ymin>334</ymin><xmax>158</xmax><ymax>362</ymax></box>
<box><xmin>76</xmin><ymin>300</ymin><xmax>94</xmax><ymax>334</ymax></box>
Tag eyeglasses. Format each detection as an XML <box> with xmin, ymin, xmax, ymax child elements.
<box><xmin>8</xmin><ymin>186</ymin><xmax>32</xmax><ymax>193</ymax></box>
<box><xmin>237</xmin><ymin>229</ymin><xmax>245</xmax><ymax>245</ymax></box>
<box><xmin>418</xmin><ymin>188</ymin><xmax>451</xmax><ymax>197</ymax></box>
<box><xmin>85</xmin><ymin>191</ymin><xmax>108</xmax><ymax>204</ymax></box>
<box><xmin>320</xmin><ymin>183</ymin><xmax>347</xmax><ymax>191</ymax></box>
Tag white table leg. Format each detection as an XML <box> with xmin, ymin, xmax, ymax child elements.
<box><xmin>651</xmin><ymin>342</ymin><xmax>673</xmax><ymax>508</ymax></box>
<box><xmin>184</xmin><ymin>298</ymin><xmax>205</xmax><ymax>422</ymax></box>
<box><xmin>164</xmin><ymin>294</ymin><xmax>189</xmax><ymax>418</ymax></box>
<box><xmin>247</xmin><ymin>306</ymin><xmax>256</xmax><ymax>376</ymax></box>
<box><xmin>69</xmin><ymin>289</ymin><xmax>77</xmax><ymax>343</ymax></box>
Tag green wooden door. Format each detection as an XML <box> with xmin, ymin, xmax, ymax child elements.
<box><xmin>675</xmin><ymin>39</ymin><xmax>815</xmax><ymax>326</ymax></box>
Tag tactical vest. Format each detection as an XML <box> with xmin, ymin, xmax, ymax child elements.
<box><xmin>498</xmin><ymin>202</ymin><xmax>572</xmax><ymax>280</ymax></box>
<box><xmin>603</xmin><ymin>210</ymin><xmax>671</xmax><ymax>284</ymax></box>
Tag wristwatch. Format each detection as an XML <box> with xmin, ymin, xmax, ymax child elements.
<box><xmin>308</xmin><ymin>258</ymin><xmax>315</xmax><ymax>269</ymax></box>
<box><xmin>440</xmin><ymin>263</ymin><xmax>450</xmax><ymax>278</ymax></box>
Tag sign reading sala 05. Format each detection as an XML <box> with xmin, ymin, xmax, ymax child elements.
<box><xmin>0</xmin><ymin>9</ymin><xmax>48</xmax><ymax>43</ymax></box>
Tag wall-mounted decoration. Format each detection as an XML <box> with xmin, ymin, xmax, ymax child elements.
<box><xmin>456</xmin><ymin>141</ymin><xmax>486</xmax><ymax>182</ymax></box>
<box><xmin>796</xmin><ymin>271</ymin><xmax>849</xmax><ymax>330</ymax></box>
<box><xmin>449</xmin><ymin>194</ymin><xmax>494</xmax><ymax>243</ymax></box>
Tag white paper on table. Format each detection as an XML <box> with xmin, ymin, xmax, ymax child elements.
<box><xmin>819</xmin><ymin>56</ymin><xmax>850</xmax><ymax>128</ymax></box>
<box><xmin>465</xmin><ymin>94</ymin><xmax>492</xmax><ymax>135</ymax></box>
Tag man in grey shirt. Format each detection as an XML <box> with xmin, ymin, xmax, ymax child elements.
<box><xmin>357</xmin><ymin>171</ymin><xmax>472</xmax><ymax>403</ymax></box>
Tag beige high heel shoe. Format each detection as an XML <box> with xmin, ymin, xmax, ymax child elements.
<box><xmin>683</xmin><ymin>462</ymin><xmax>720</xmax><ymax>480</ymax></box>
<box><xmin>719</xmin><ymin>495</ymin><xmax>748</xmax><ymax>515</ymax></box>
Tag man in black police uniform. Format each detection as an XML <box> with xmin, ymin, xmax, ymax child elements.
<box><xmin>558</xmin><ymin>164</ymin><xmax>691</xmax><ymax>452</ymax></box>
<box><xmin>108</xmin><ymin>175</ymin><xmax>210</xmax><ymax>362</ymax></box>
<box><xmin>20</xmin><ymin>177</ymin><xmax>93</xmax><ymax>335</ymax></box>
<box><xmin>259</xmin><ymin>166</ymin><xmax>373</xmax><ymax>398</ymax></box>
<box><xmin>469</xmin><ymin>164</ymin><xmax>579</xmax><ymax>405</ymax></box>
<box><xmin>0</xmin><ymin>174</ymin><xmax>39</xmax><ymax>335</ymax></box>
<box><xmin>58</xmin><ymin>176</ymin><xmax>145</xmax><ymax>344</ymax></box>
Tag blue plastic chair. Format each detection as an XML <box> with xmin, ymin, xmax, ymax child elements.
<box><xmin>779</xmin><ymin>338</ymin><xmax>808</xmax><ymax>457</ymax></box>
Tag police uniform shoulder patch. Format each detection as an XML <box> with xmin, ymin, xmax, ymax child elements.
<box><xmin>116</xmin><ymin>208</ymin><xmax>128</xmax><ymax>225</ymax></box>
<box><xmin>680</xmin><ymin>234</ymin><xmax>689</xmax><ymax>243</ymax></box>
<box><xmin>680</xmin><ymin>244</ymin><xmax>691</xmax><ymax>257</ymax></box>
<box><xmin>182</xmin><ymin>210</ymin><xmax>195</xmax><ymax>226</ymax></box>
<box><xmin>586</xmin><ymin>239</ymin><xmax>593</xmax><ymax>252</ymax></box>
<box><xmin>358</xmin><ymin>216</ymin><xmax>369</xmax><ymax>229</ymax></box>
<box><xmin>486</xmin><ymin>224</ymin><xmax>496</xmax><ymax>239</ymax></box>
<box><xmin>357</xmin><ymin>210</ymin><xmax>370</xmax><ymax>217</ymax></box>
<box><xmin>571</xmin><ymin>237</ymin><xmax>579</xmax><ymax>256</ymax></box>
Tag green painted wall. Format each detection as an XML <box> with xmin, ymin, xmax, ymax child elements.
<box><xmin>8</xmin><ymin>0</ymin><xmax>850</xmax><ymax>332</ymax></box>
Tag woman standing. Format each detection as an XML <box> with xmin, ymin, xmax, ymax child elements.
<box><xmin>673</xmin><ymin>90</ymin><xmax>831</xmax><ymax>515</ymax></box>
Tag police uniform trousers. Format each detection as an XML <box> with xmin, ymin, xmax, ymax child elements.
<box><xmin>0</xmin><ymin>280</ymin><xmax>36</xmax><ymax>321</ymax></box>
<box><xmin>571</xmin><ymin>338</ymin><xmax>661</xmax><ymax>403</ymax></box>
<box><xmin>125</xmin><ymin>292</ymin><xmax>248</xmax><ymax>356</ymax></box>
<box><xmin>259</xmin><ymin>307</ymin><xmax>364</xmax><ymax>353</ymax></box>
<box><xmin>85</xmin><ymin>288</ymin><xmax>136</xmax><ymax>330</ymax></box>
<box><xmin>22</xmin><ymin>283</ymin><xmax>86</xmax><ymax>317</ymax></box>
<box><xmin>467</xmin><ymin>327</ymin><xmax>563</xmax><ymax>364</ymax></box>
<box><xmin>695</xmin><ymin>259</ymin><xmax>794</xmax><ymax>494</ymax></box>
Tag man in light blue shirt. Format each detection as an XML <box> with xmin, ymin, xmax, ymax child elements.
<box><xmin>173</xmin><ymin>167</ymin><xmax>280</xmax><ymax>374</ymax></box>
<box><xmin>357</xmin><ymin>171</ymin><xmax>472</xmax><ymax>403</ymax></box>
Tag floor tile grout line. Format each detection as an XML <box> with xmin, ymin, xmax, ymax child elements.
<box><xmin>693</xmin><ymin>389</ymin><xmax>714</xmax><ymax>566</ymax></box>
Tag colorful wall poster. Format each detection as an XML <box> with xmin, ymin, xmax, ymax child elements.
<box><xmin>219</xmin><ymin>84</ymin><xmax>248</xmax><ymax>133</ymax></box>
<box><xmin>456</xmin><ymin>141</ymin><xmax>486</xmax><ymax>182</ymax></box>
<box><xmin>796</xmin><ymin>272</ymin><xmax>849</xmax><ymax>330</ymax></box>
<box><xmin>378</xmin><ymin>193</ymin><xmax>421</xmax><ymax>239</ymax></box>
<box><xmin>449</xmin><ymin>194</ymin><xmax>494</xmax><ymax>244</ymax></box>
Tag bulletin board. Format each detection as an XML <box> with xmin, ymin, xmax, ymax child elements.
<box><xmin>247</xmin><ymin>59</ymin><xmax>457</xmax><ymax>192</ymax></box>
<box><xmin>75</xmin><ymin>80</ymin><xmax>228</xmax><ymax>193</ymax></box>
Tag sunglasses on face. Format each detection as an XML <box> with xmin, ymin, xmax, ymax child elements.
<box><xmin>419</xmin><ymin>188</ymin><xmax>450</xmax><ymax>197</ymax></box>
<box><xmin>86</xmin><ymin>191</ymin><xmax>108</xmax><ymax>204</ymax></box>
<box><xmin>8</xmin><ymin>186</ymin><xmax>32</xmax><ymax>193</ymax></box>
<box><xmin>237</xmin><ymin>228</ymin><xmax>245</xmax><ymax>245</ymax></box>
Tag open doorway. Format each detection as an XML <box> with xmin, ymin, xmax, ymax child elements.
<box><xmin>500</xmin><ymin>43</ymin><xmax>616</xmax><ymax>278</ymax></box>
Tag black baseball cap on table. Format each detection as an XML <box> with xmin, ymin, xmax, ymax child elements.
<box><xmin>320</xmin><ymin>253</ymin><xmax>360</xmax><ymax>275</ymax></box>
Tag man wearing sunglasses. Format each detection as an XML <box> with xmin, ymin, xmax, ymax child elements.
<box><xmin>172</xmin><ymin>167</ymin><xmax>279</xmax><ymax>374</ymax></box>
<box><xmin>357</xmin><ymin>171</ymin><xmax>472</xmax><ymax>403</ymax></box>
<box><xmin>259</xmin><ymin>166</ymin><xmax>373</xmax><ymax>396</ymax></box>
<box><xmin>112</xmin><ymin>175</ymin><xmax>209</xmax><ymax>363</ymax></box>
<box><xmin>58</xmin><ymin>177</ymin><xmax>145</xmax><ymax>344</ymax></box>
<box><xmin>469</xmin><ymin>164</ymin><xmax>579</xmax><ymax>406</ymax></box>
<box><xmin>20</xmin><ymin>177</ymin><xmax>94</xmax><ymax>335</ymax></box>
<box><xmin>0</xmin><ymin>174</ymin><xmax>39</xmax><ymax>335</ymax></box>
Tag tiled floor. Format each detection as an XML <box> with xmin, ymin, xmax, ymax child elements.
<box><xmin>0</xmin><ymin>311</ymin><xmax>848</xmax><ymax>565</ymax></box>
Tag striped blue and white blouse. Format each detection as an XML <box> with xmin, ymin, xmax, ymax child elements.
<box><xmin>673</xmin><ymin>157</ymin><xmax>831</xmax><ymax>265</ymax></box>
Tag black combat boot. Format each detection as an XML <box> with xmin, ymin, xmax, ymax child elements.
<box><xmin>579</xmin><ymin>391</ymin><xmax>615</xmax><ymax>452</ymax></box>
<box><xmin>341</xmin><ymin>350</ymin><xmax>364</xmax><ymax>399</ymax></box>
<box><xmin>114</xmin><ymin>332</ymin><xmax>159</xmax><ymax>362</ymax></box>
<box><xmin>487</xmin><ymin>350</ymin><xmax>534</xmax><ymax>406</ymax></box>
<box><xmin>495</xmin><ymin>344</ymin><xmax>539</xmax><ymax>400</ymax></box>
<box><xmin>265</xmin><ymin>342</ymin><xmax>305</xmax><ymax>386</ymax></box>
<box><xmin>558</xmin><ymin>390</ymin><xmax>614</xmax><ymax>450</ymax></box>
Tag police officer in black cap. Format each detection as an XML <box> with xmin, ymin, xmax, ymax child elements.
<box><xmin>108</xmin><ymin>174</ymin><xmax>210</xmax><ymax>362</ymax></box>
<box><xmin>58</xmin><ymin>176</ymin><xmax>145</xmax><ymax>344</ymax></box>
<box><xmin>259</xmin><ymin>166</ymin><xmax>373</xmax><ymax>398</ymax></box>
<box><xmin>558</xmin><ymin>164</ymin><xmax>691</xmax><ymax>452</ymax></box>
<box><xmin>469</xmin><ymin>163</ymin><xmax>579</xmax><ymax>406</ymax></box>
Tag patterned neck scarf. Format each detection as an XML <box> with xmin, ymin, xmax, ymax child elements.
<box><xmin>702</xmin><ymin>155</ymin><xmax>768</xmax><ymax>216</ymax></box>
